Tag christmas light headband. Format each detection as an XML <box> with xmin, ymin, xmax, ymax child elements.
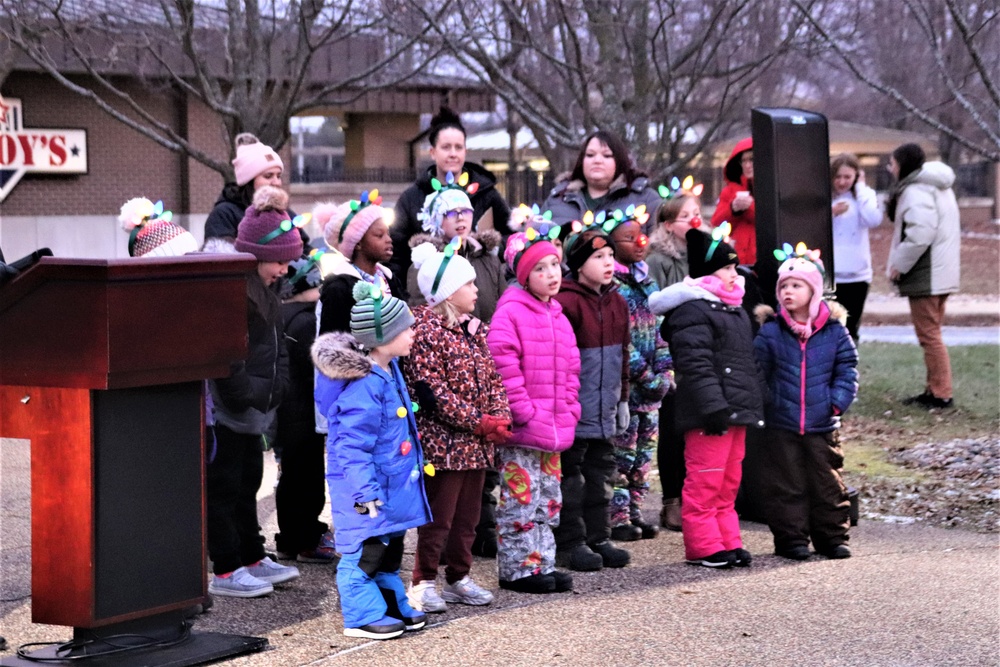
<box><xmin>120</xmin><ymin>198</ymin><xmax>173</xmax><ymax>257</ymax></box>
<box><xmin>431</xmin><ymin>236</ymin><xmax>463</xmax><ymax>296</ymax></box>
<box><xmin>774</xmin><ymin>242</ymin><xmax>825</xmax><ymax>276</ymax></box>
<box><xmin>657</xmin><ymin>175</ymin><xmax>704</xmax><ymax>200</ymax></box>
<box><xmin>258</xmin><ymin>212</ymin><xmax>312</xmax><ymax>245</ymax></box>
<box><xmin>506</xmin><ymin>203</ymin><xmax>560</xmax><ymax>268</ymax></box>
<box><xmin>338</xmin><ymin>189</ymin><xmax>383</xmax><ymax>244</ymax></box>
<box><xmin>706</xmin><ymin>222</ymin><xmax>733</xmax><ymax>262</ymax></box>
<box><xmin>288</xmin><ymin>248</ymin><xmax>326</xmax><ymax>284</ymax></box>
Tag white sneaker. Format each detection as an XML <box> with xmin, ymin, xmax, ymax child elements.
<box><xmin>441</xmin><ymin>576</ymin><xmax>494</xmax><ymax>606</ymax></box>
<box><xmin>208</xmin><ymin>567</ymin><xmax>274</xmax><ymax>598</ymax></box>
<box><xmin>245</xmin><ymin>556</ymin><xmax>300</xmax><ymax>585</ymax></box>
<box><xmin>407</xmin><ymin>580</ymin><xmax>447</xmax><ymax>613</ymax></box>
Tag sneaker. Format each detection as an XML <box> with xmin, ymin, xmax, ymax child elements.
<box><xmin>208</xmin><ymin>567</ymin><xmax>274</xmax><ymax>598</ymax></box>
<box><xmin>776</xmin><ymin>545</ymin><xmax>811</xmax><ymax>561</ymax></box>
<box><xmin>407</xmin><ymin>580</ymin><xmax>447</xmax><ymax>613</ymax></box>
<box><xmin>632</xmin><ymin>519</ymin><xmax>660</xmax><ymax>540</ymax></box>
<box><xmin>902</xmin><ymin>390</ymin><xmax>954</xmax><ymax>409</ymax></box>
<box><xmin>343</xmin><ymin>616</ymin><xmax>405</xmax><ymax>640</ymax></box>
<box><xmin>555</xmin><ymin>544</ymin><xmax>604</xmax><ymax>572</ymax></box>
<box><xmin>731</xmin><ymin>548</ymin><xmax>753</xmax><ymax>567</ymax></box>
<box><xmin>441</xmin><ymin>576</ymin><xmax>494</xmax><ymax>606</ymax></box>
<box><xmin>245</xmin><ymin>556</ymin><xmax>300</xmax><ymax>585</ymax></box>
<box><xmin>821</xmin><ymin>544</ymin><xmax>852</xmax><ymax>559</ymax></box>
<box><xmin>320</xmin><ymin>531</ymin><xmax>336</xmax><ymax>550</ymax></box>
<box><xmin>590</xmin><ymin>540</ymin><xmax>630</xmax><ymax>568</ymax></box>
<box><xmin>294</xmin><ymin>546</ymin><xmax>340</xmax><ymax>564</ymax></box>
<box><xmin>610</xmin><ymin>524</ymin><xmax>642</xmax><ymax>542</ymax></box>
<box><xmin>686</xmin><ymin>550</ymin><xmax>736</xmax><ymax>568</ymax></box>
<box><xmin>498</xmin><ymin>573</ymin><xmax>555</xmax><ymax>594</ymax></box>
<box><xmin>660</xmin><ymin>498</ymin><xmax>682</xmax><ymax>531</ymax></box>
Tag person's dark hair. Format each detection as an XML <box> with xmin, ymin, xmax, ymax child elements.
<box><xmin>892</xmin><ymin>143</ymin><xmax>925</xmax><ymax>182</ymax></box>
<box><xmin>830</xmin><ymin>153</ymin><xmax>861</xmax><ymax>197</ymax></box>
<box><xmin>247</xmin><ymin>271</ymin><xmax>281</xmax><ymax>327</ymax></box>
<box><xmin>569</xmin><ymin>130</ymin><xmax>646</xmax><ymax>186</ymax></box>
<box><xmin>222</xmin><ymin>181</ymin><xmax>256</xmax><ymax>209</ymax></box>
<box><xmin>428</xmin><ymin>106</ymin><xmax>466</xmax><ymax>146</ymax></box>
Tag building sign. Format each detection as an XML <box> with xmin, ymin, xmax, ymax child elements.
<box><xmin>0</xmin><ymin>95</ymin><xmax>88</xmax><ymax>203</ymax></box>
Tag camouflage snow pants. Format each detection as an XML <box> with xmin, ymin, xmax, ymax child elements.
<box><xmin>496</xmin><ymin>446</ymin><xmax>562</xmax><ymax>582</ymax></box>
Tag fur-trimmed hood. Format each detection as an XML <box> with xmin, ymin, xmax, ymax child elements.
<box><xmin>649</xmin><ymin>281</ymin><xmax>720</xmax><ymax>315</ymax></box>
<box><xmin>311</xmin><ymin>331</ymin><xmax>372</xmax><ymax>380</ymax></box>
<box><xmin>407</xmin><ymin>229</ymin><xmax>502</xmax><ymax>257</ymax></box>
<box><xmin>754</xmin><ymin>300</ymin><xmax>848</xmax><ymax>327</ymax></box>
<box><xmin>648</xmin><ymin>227</ymin><xmax>685</xmax><ymax>260</ymax></box>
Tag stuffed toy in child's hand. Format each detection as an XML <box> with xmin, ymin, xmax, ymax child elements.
<box><xmin>354</xmin><ymin>500</ymin><xmax>384</xmax><ymax>518</ymax></box>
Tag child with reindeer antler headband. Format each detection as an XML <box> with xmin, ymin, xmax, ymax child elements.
<box><xmin>648</xmin><ymin>223</ymin><xmax>765</xmax><ymax>570</ymax></box>
<box><xmin>752</xmin><ymin>242</ymin><xmax>858</xmax><ymax>562</ymax></box>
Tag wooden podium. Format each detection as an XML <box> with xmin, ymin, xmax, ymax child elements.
<box><xmin>0</xmin><ymin>256</ymin><xmax>268</xmax><ymax>665</ymax></box>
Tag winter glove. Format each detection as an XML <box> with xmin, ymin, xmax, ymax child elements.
<box><xmin>475</xmin><ymin>414</ymin><xmax>511</xmax><ymax>443</ymax></box>
<box><xmin>487</xmin><ymin>419</ymin><xmax>513</xmax><ymax>444</ymax></box>
<box><xmin>615</xmin><ymin>401</ymin><xmax>630</xmax><ymax>435</ymax></box>
<box><xmin>703</xmin><ymin>409</ymin><xmax>730</xmax><ymax>436</ymax></box>
<box><xmin>411</xmin><ymin>380</ymin><xmax>438</xmax><ymax>416</ymax></box>
<box><xmin>354</xmin><ymin>499</ymin><xmax>384</xmax><ymax>518</ymax></box>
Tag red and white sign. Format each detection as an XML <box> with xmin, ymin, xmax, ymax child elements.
<box><xmin>0</xmin><ymin>95</ymin><xmax>88</xmax><ymax>202</ymax></box>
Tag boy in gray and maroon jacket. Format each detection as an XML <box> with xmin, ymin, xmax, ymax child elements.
<box><xmin>553</xmin><ymin>223</ymin><xmax>632</xmax><ymax>572</ymax></box>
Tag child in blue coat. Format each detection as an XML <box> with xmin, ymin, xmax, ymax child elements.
<box><xmin>753</xmin><ymin>244</ymin><xmax>859</xmax><ymax>561</ymax></box>
<box><xmin>313</xmin><ymin>282</ymin><xmax>432</xmax><ymax>640</ymax></box>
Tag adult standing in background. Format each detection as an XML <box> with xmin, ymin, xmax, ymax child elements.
<box><xmin>544</xmin><ymin>130</ymin><xmax>661</xmax><ymax>233</ymax></box>
<box><xmin>710</xmin><ymin>137</ymin><xmax>757</xmax><ymax>266</ymax></box>
<box><xmin>830</xmin><ymin>153</ymin><xmax>883</xmax><ymax>342</ymax></box>
<box><xmin>391</xmin><ymin>107</ymin><xmax>510</xmax><ymax>295</ymax></box>
<box><xmin>886</xmin><ymin>143</ymin><xmax>960</xmax><ymax>409</ymax></box>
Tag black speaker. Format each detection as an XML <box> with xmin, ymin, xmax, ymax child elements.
<box><xmin>751</xmin><ymin>108</ymin><xmax>834</xmax><ymax>298</ymax></box>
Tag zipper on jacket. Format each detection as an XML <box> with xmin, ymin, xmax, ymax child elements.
<box><xmin>799</xmin><ymin>339</ymin><xmax>807</xmax><ymax>435</ymax></box>
<box><xmin>597</xmin><ymin>293</ymin><xmax>606</xmax><ymax>438</ymax></box>
<box><xmin>547</xmin><ymin>303</ymin><xmax>560</xmax><ymax>448</ymax></box>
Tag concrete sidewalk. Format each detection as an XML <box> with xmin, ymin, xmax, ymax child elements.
<box><xmin>2</xmin><ymin>438</ymin><xmax>998</xmax><ymax>666</ymax></box>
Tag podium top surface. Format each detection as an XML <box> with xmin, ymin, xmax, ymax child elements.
<box><xmin>0</xmin><ymin>255</ymin><xmax>258</xmax><ymax>389</ymax></box>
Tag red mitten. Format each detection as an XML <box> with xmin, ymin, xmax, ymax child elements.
<box><xmin>487</xmin><ymin>420</ymin><xmax>513</xmax><ymax>444</ymax></box>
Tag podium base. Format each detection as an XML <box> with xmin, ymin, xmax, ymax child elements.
<box><xmin>1</xmin><ymin>631</ymin><xmax>267</xmax><ymax>666</ymax></box>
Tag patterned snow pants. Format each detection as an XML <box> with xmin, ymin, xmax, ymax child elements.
<box><xmin>496</xmin><ymin>446</ymin><xmax>562</xmax><ymax>582</ymax></box>
<box><xmin>610</xmin><ymin>408</ymin><xmax>659</xmax><ymax>527</ymax></box>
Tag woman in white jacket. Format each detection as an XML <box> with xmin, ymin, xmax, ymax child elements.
<box><xmin>830</xmin><ymin>153</ymin><xmax>882</xmax><ymax>341</ymax></box>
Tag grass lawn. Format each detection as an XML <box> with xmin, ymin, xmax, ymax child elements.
<box><xmin>842</xmin><ymin>342</ymin><xmax>1000</xmax><ymax>480</ymax></box>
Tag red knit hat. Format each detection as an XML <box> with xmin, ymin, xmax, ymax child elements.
<box><xmin>235</xmin><ymin>186</ymin><xmax>304</xmax><ymax>263</ymax></box>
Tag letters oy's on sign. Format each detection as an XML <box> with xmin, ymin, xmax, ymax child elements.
<box><xmin>0</xmin><ymin>95</ymin><xmax>89</xmax><ymax>203</ymax></box>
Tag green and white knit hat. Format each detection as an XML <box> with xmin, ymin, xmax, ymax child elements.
<box><xmin>350</xmin><ymin>281</ymin><xmax>414</xmax><ymax>349</ymax></box>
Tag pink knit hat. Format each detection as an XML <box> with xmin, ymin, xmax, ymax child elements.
<box><xmin>320</xmin><ymin>190</ymin><xmax>385</xmax><ymax>261</ymax></box>
<box><xmin>119</xmin><ymin>197</ymin><xmax>198</xmax><ymax>257</ymax></box>
<box><xmin>504</xmin><ymin>232</ymin><xmax>560</xmax><ymax>287</ymax></box>
<box><xmin>775</xmin><ymin>242</ymin><xmax>825</xmax><ymax>326</ymax></box>
<box><xmin>235</xmin><ymin>186</ymin><xmax>304</xmax><ymax>263</ymax></box>
<box><xmin>232</xmin><ymin>133</ymin><xmax>283</xmax><ymax>186</ymax></box>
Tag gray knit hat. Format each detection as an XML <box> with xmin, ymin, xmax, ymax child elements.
<box><xmin>350</xmin><ymin>281</ymin><xmax>415</xmax><ymax>349</ymax></box>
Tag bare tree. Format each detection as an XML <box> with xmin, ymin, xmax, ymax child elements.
<box><xmin>794</xmin><ymin>0</ymin><xmax>1000</xmax><ymax>162</ymax></box>
<box><xmin>0</xmin><ymin>0</ymin><xmax>445</xmax><ymax>176</ymax></box>
<box><xmin>396</xmin><ymin>0</ymin><xmax>820</xmax><ymax>176</ymax></box>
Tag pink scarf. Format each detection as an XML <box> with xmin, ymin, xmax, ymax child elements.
<box><xmin>685</xmin><ymin>274</ymin><xmax>746</xmax><ymax>306</ymax></box>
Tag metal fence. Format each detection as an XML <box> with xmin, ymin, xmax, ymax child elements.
<box><xmin>290</xmin><ymin>166</ymin><xmax>417</xmax><ymax>184</ymax></box>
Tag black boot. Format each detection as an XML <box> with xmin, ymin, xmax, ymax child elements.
<box><xmin>555</xmin><ymin>544</ymin><xmax>604</xmax><ymax>572</ymax></box>
<box><xmin>590</xmin><ymin>540</ymin><xmax>630</xmax><ymax>568</ymax></box>
<box><xmin>499</xmin><ymin>573</ymin><xmax>556</xmax><ymax>594</ymax></box>
<box><xmin>550</xmin><ymin>570</ymin><xmax>574</xmax><ymax>592</ymax></box>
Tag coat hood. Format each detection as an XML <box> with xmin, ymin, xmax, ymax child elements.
<box><xmin>724</xmin><ymin>137</ymin><xmax>753</xmax><ymax>184</ymax></box>
<box><xmin>407</xmin><ymin>229</ymin><xmax>502</xmax><ymax>257</ymax></box>
<box><xmin>648</xmin><ymin>227</ymin><xmax>685</xmax><ymax>260</ymax></box>
<box><xmin>649</xmin><ymin>281</ymin><xmax>718</xmax><ymax>315</ymax></box>
<box><xmin>754</xmin><ymin>300</ymin><xmax>848</xmax><ymax>328</ymax></box>
<box><xmin>312</xmin><ymin>332</ymin><xmax>372</xmax><ymax>380</ymax></box>
<box><xmin>910</xmin><ymin>161</ymin><xmax>956</xmax><ymax>190</ymax></box>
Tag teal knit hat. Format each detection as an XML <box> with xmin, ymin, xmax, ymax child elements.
<box><xmin>350</xmin><ymin>281</ymin><xmax>414</xmax><ymax>349</ymax></box>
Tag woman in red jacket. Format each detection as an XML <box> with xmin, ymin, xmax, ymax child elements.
<box><xmin>711</xmin><ymin>137</ymin><xmax>756</xmax><ymax>266</ymax></box>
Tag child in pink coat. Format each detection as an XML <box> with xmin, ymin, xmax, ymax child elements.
<box><xmin>487</xmin><ymin>213</ymin><xmax>581</xmax><ymax>594</ymax></box>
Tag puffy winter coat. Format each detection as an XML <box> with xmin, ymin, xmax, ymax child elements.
<box><xmin>645</xmin><ymin>231</ymin><xmax>688</xmax><ymax>291</ymax></box>
<box><xmin>753</xmin><ymin>301</ymin><xmax>859</xmax><ymax>434</ymax></box>
<box><xmin>406</xmin><ymin>230</ymin><xmax>508</xmax><ymax>323</ymax></box>
<box><xmin>391</xmin><ymin>162</ymin><xmax>511</xmax><ymax>292</ymax></box>
<box><xmin>555</xmin><ymin>278</ymin><xmax>630</xmax><ymax>439</ymax></box>
<box><xmin>402</xmin><ymin>306</ymin><xmax>511</xmax><ymax>470</ymax></box>
<box><xmin>544</xmin><ymin>173</ymin><xmax>662</xmax><ymax>234</ymax></box>
<box><xmin>204</xmin><ymin>186</ymin><xmax>304</xmax><ymax>244</ymax></box>
<box><xmin>888</xmin><ymin>161</ymin><xmax>961</xmax><ymax>297</ymax></box>
<box><xmin>313</xmin><ymin>332</ymin><xmax>432</xmax><ymax>553</ymax></box>
<box><xmin>487</xmin><ymin>286</ymin><xmax>581</xmax><ymax>452</ymax></box>
<box><xmin>614</xmin><ymin>262</ymin><xmax>672</xmax><ymax>410</ymax></box>
<box><xmin>651</xmin><ymin>282</ymin><xmax>764</xmax><ymax>434</ymax></box>
<box><xmin>275</xmin><ymin>299</ymin><xmax>319</xmax><ymax>446</ymax></box>
<box><xmin>710</xmin><ymin>137</ymin><xmax>756</xmax><ymax>266</ymax></box>
<box><xmin>210</xmin><ymin>273</ymin><xmax>289</xmax><ymax>435</ymax></box>
<box><xmin>832</xmin><ymin>182</ymin><xmax>882</xmax><ymax>284</ymax></box>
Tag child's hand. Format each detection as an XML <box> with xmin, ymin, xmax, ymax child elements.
<box><xmin>354</xmin><ymin>500</ymin><xmax>384</xmax><ymax>518</ymax></box>
<box><xmin>487</xmin><ymin>420</ymin><xmax>513</xmax><ymax>444</ymax></box>
<box><xmin>703</xmin><ymin>409</ymin><xmax>730</xmax><ymax>436</ymax></box>
<box><xmin>616</xmin><ymin>401</ymin><xmax>631</xmax><ymax>435</ymax></box>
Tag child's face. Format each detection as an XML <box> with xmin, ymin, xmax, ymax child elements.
<box><xmin>577</xmin><ymin>246</ymin><xmax>615</xmax><ymax>290</ymax></box>
<box><xmin>355</xmin><ymin>219</ymin><xmax>393</xmax><ymax>264</ymax></box>
<box><xmin>712</xmin><ymin>263</ymin><xmax>739</xmax><ymax>291</ymax></box>
<box><xmin>551</xmin><ymin>237</ymin><xmax>564</xmax><ymax>263</ymax></box>
<box><xmin>375</xmin><ymin>326</ymin><xmax>415</xmax><ymax>358</ymax></box>
<box><xmin>610</xmin><ymin>222</ymin><xmax>647</xmax><ymax>265</ymax></box>
<box><xmin>257</xmin><ymin>260</ymin><xmax>290</xmax><ymax>286</ymax></box>
<box><xmin>446</xmin><ymin>280</ymin><xmax>479</xmax><ymax>315</ymax></box>
<box><xmin>440</xmin><ymin>206</ymin><xmax>474</xmax><ymax>241</ymax></box>
<box><xmin>526</xmin><ymin>254</ymin><xmax>562</xmax><ymax>302</ymax></box>
<box><xmin>669</xmin><ymin>198</ymin><xmax>702</xmax><ymax>240</ymax></box>
<box><xmin>779</xmin><ymin>278</ymin><xmax>813</xmax><ymax>316</ymax></box>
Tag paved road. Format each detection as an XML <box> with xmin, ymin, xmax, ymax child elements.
<box><xmin>860</xmin><ymin>325</ymin><xmax>999</xmax><ymax>346</ymax></box>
